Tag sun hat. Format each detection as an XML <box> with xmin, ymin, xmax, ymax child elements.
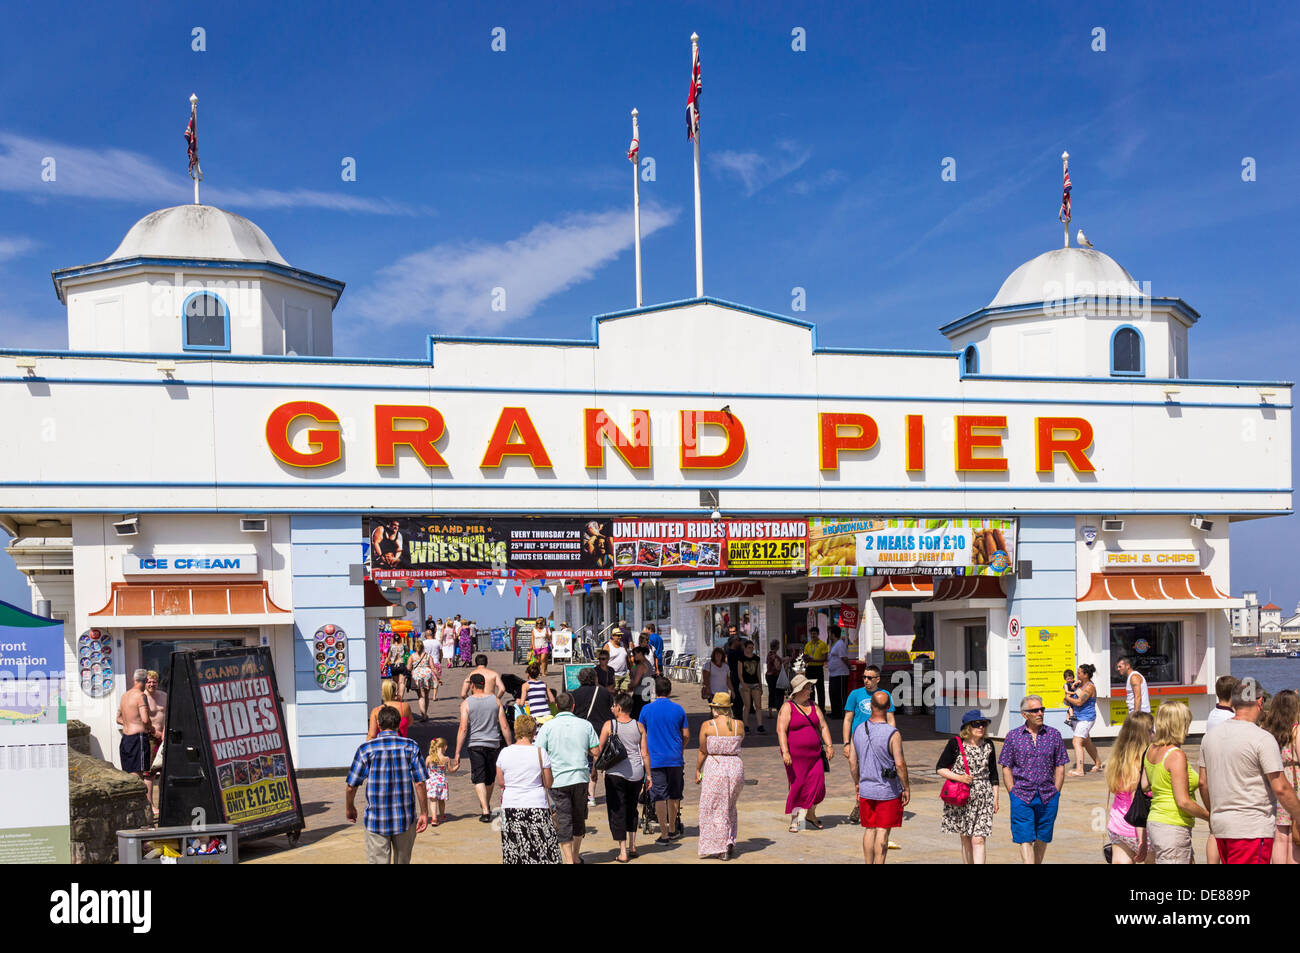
<box><xmin>788</xmin><ymin>673</ymin><xmax>814</xmax><ymax>697</ymax></box>
<box><xmin>960</xmin><ymin>709</ymin><xmax>991</xmax><ymax>727</ymax></box>
<box><xmin>709</xmin><ymin>692</ymin><xmax>732</xmax><ymax>710</ymax></box>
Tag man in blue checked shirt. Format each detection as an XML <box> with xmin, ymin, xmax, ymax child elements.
<box><xmin>346</xmin><ymin>705</ymin><xmax>429</xmax><ymax>863</ymax></box>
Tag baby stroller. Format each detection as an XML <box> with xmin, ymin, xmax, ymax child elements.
<box><xmin>500</xmin><ymin>673</ymin><xmax>525</xmax><ymax>733</ymax></box>
<box><xmin>639</xmin><ymin>784</ymin><xmax>655</xmax><ymax>835</ymax></box>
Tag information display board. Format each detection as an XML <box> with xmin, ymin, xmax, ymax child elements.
<box><xmin>159</xmin><ymin>646</ymin><xmax>304</xmax><ymax>843</ymax></box>
<box><xmin>0</xmin><ymin>601</ymin><xmax>69</xmax><ymax>864</ymax></box>
<box><xmin>1023</xmin><ymin>626</ymin><xmax>1077</xmax><ymax>709</ymax></box>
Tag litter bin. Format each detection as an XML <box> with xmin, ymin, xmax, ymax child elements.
<box><xmin>847</xmin><ymin>659</ymin><xmax>867</xmax><ymax>692</ymax></box>
<box><xmin>118</xmin><ymin>823</ymin><xmax>238</xmax><ymax>864</ymax></box>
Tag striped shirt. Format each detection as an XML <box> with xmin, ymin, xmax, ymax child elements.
<box><xmin>524</xmin><ymin>678</ymin><xmax>553</xmax><ymax>722</ymax></box>
<box><xmin>346</xmin><ymin>731</ymin><xmax>428</xmax><ymax>836</ymax></box>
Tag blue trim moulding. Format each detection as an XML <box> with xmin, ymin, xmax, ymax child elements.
<box><xmin>939</xmin><ymin>296</ymin><xmax>1201</xmax><ymax>337</ymax></box>
<box><xmin>0</xmin><ymin>373</ymin><xmax>1288</xmax><ymax>410</ymax></box>
<box><xmin>426</xmin><ymin>296</ymin><xmax>963</xmax><ymax>364</ymax></box>
<box><xmin>51</xmin><ymin>255</ymin><xmax>346</xmax><ymax>304</ymax></box>
<box><xmin>0</xmin><ymin>479</ymin><xmax>1287</xmax><ymax>494</ymax></box>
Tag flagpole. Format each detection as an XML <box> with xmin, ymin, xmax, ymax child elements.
<box><xmin>1061</xmin><ymin>151</ymin><xmax>1069</xmax><ymax>248</ymax></box>
<box><xmin>191</xmin><ymin>93</ymin><xmax>200</xmax><ymax>205</ymax></box>
<box><xmin>691</xmin><ymin>32</ymin><xmax>703</xmax><ymax>298</ymax></box>
<box><xmin>632</xmin><ymin>108</ymin><xmax>643</xmax><ymax>308</ymax></box>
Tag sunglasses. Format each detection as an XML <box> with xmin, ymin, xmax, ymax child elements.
<box><xmin>1022</xmin><ymin>707</ymin><xmax>1045</xmax><ymax>714</ymax></box>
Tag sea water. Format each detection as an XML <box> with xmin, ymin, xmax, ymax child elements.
<box><xmin>1231</xmin><ymin>657</ymin><xmax>1300</xmax><ymax>694</ymax></box>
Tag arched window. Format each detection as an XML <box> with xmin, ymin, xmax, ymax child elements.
<box><xmin>182</xmin><ymin>291</ymin><xmax>230</xmax><ymax>351</ymax></box>
<box><xmin>1110</xmin><ymin>325</ymin><xmax>1143</xmax><ymax>376</ymax></box>
<box><xmin>963</xmin><ymin>345</ymin><xmax>979</xmax><ymax>375</ymax></box>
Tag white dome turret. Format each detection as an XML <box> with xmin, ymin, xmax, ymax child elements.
<box><xmin>988</xmin><ymin>247</ymin><xmax>1142</xmax><ymax>309</ymax></box>
<box><xmin>108</xmin><ymin>204</ymin><xmax>289</xmax><ymax>265</ymax></box>
<box><xmin>53</xmin><ymin>204</ymin><xmax>344</xmax><ymax>356</ymax></box>
<box><xmin>942</xmin><ymin>244</ymin><xmax>1197</xmax><ymax>380</ymax></box>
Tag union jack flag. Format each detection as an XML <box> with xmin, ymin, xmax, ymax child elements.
<box><xmin>627</xmin><ymin>137</ymin><xmax>639</xmax><ymax>162</ymax></box>
<box><xmin>686</xmin><ymin>43</ymin><xmax>701</xmax><ymax>140</ymax></box>
<box><xmin>185</xmin><ymin>103</ymin><xmax>200</xmax><ymax>178</ymax></box>
<box><xmin>1058</xmin><ymin>165</ymin><xmax>1071</xmax><ymax>224</ymax></box>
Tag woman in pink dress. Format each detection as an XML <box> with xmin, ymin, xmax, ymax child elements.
<box><xmin>777</xmin><ymin>674</ymin><xmax>833</xmax><ymax>832</ymax></box>
<box><xmin>695</xmin><ymin>692</ymin><xmax>746</xmax><ymax>859</ymax></box>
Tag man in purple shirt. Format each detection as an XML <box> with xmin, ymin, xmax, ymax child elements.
<box><xmin>998</xmin><ymin>694</ymin><xmax>1069</xmax><ymax>864</ymax></box>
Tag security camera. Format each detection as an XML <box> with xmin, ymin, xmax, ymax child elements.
<box><xmin>112</xmin><ymin>516</ymin><xmax>140</xmax><ymax>537</ymax></box>
<box><xmin>710</xmin><ymin>510</ymin><xmax>722</xmax><ymax>521</ymax></box>
<box><xmin>1190</xmin><ymin>515</ymin><xmax>1214</xmax><ymax>533</ymax></box>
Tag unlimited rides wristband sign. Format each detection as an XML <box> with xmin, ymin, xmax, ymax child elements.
<box><xmin>370</xmin><ymin>516</ymin><xmax>1017</xmax><ymax>580</ymax></box>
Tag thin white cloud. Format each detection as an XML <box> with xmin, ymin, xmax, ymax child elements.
<box><xmin>789</xmin><ymin>168</ymin><xmax>847</xmax><ymax>196</ymax></box>
<box><xmin>712</xmin><ymin>141</ymin><xmax>812</xmax><ymax>196</ymax></box>
<box><xmin>351</xmin><ymin>204</ymin><xmax>679</xmax><ymax>334</ymax></box>
<box><xmin>0</xmin><ymin>236</ymin><xmax>36</xmax><ymax>262</ymax></box>
<box><xmin>0</xmin><ymin>132</ymin><xmax>417</xmax><ymax>215</ymax></box>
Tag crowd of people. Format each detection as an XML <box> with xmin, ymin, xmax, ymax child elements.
<box><xmin>344</xmin><ymin>623</ymin><xmax>1300</xmax><ymax>867</ymax></box>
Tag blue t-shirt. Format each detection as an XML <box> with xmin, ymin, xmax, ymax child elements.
<box><xmin>647</xmin><ymin>632</ymin><xmax>664</xmax><ymax>668</ymax></box>
<box><xmin>639</xmin><ymin>698</ymin><xmax>689</xmax><ymax>768</ymax></box>
<box><xmin>846</xmin><ymin>685</ymin><xmax>894</xmax><ymax>738</ymax></box>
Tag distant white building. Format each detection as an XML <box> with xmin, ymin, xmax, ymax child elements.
<box><xmin>1282</xmin><ymin>602</ymin><xmax>1300</xmax><ymax>640</ymax></box>
<box><xmin>1260</xmin><ymin>602</ymin><xmax>1284</xmax><ymax>637</ymax></box>
<box><xmin>1231</xmin><ymin>590</ymin><xmax>1260</xmax><ymax>644</ymax></box>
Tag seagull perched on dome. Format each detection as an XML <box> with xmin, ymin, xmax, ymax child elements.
<box><xmin>1076</xmin><ymin>229</ymin><xmax>1094</xmax><ymax>248</ymax></box>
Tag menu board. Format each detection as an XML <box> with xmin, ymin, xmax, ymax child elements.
<box><xmin>189</xmin><ymin>649</ymin><xmax>300</xmax><ymax>832</ymax></box>
<box><xmin>1023</xmin><ymin>626</ymin><xmax>1077</xmax><ymax>710</ymax></box>
<box><xmin>808</xmin><ymin>517</ymin><xmax>1016</xmax><ymax>576</ymax></box>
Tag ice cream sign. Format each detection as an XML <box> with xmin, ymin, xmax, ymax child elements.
<box><xmin>125</xmin><ymin>554</ymin><xmax>260</xmax><ymax>575</ymax></box>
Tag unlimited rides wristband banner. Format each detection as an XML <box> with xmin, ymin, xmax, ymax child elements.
<box><xmin>369</xmin><ymin>516</ymin><xmax>1016</xmax><ymax>580</ymax></box>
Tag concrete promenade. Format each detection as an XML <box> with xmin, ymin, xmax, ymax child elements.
<box><xmin>245</xmin><ymin>653</ymin><xmax>1171</xmax><ymax>865</ymax></box>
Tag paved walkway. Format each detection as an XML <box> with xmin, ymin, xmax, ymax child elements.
<box><xmin>243</xmin><ymin>653</ymin><xmax>1158</xmax><ymax>865</ymax></box>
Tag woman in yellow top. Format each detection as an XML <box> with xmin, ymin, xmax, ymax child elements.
<box><xmin>1142</xmin><ymin>701</ymin><xmax>1208</xmax><ymax>863</ymax></box>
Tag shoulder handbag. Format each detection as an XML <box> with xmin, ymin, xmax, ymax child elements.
<box><xmin>1123</xmin><ymin>745</ymin><xmax>1152</xmax><ymax>828</ymax></box>
<box><xmin>594</xmin><ymin>718</ymin><xmax>629</xmax><ymax>772</ymax></box>
<box><xmin>940</xmin><ymin>736</ymin><xmax>972</xmax><ymax>806</ymax></box>
<box><xmin>798</xmin><ymin>704</ymin><xmax>830</xmax><ymax>772</ymax></box>
<box><xmin>536</xmin><ymin>745</ymin><xmax>558</xmax><ymax>830</ymax></box>
<box><xmin>1290</xmin><ymin>745</ymin><xmax>1300</xmax><ymax>848</ymax></box>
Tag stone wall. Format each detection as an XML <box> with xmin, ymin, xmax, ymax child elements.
<box><xmin>67</xmin><ymin>737</ymin><xmax>153</xmax><ymax>864</ymax></box>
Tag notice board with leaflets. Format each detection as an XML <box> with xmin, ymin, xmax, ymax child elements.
<box><xmin>159</xmin><ymin>646</ymin><xmax>304</xmax><ymax>843</ymax></box>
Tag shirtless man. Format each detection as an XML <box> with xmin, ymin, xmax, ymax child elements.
<box><xmin>117</xmin><ymin>669</ymin><xmax>157</xmax><ymax>809</ymax></box>
<box><xmin>460</xmin><ymin>654</ymin><xmax>505</xmax><ymax>700</ymax></box>
<box><xmin>143</xmin><ymin>670</ymin><xmax>167</xmax><ymax>802</ymax></box>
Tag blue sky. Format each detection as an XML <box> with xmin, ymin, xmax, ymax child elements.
<box><xmin>0</xmin><ymin>1</ymin><xmax>1296</xmax><ymax>615</ymax></box>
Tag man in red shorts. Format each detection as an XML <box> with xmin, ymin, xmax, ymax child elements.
<box><xmin>850</xmin><ymin>690</ymin><xmax>910</xmax><ymax>864</ymax></box>
<box><xmin>1199</xmin><ymin>677</ymin><xmax>1300</xmax><ymax>864</ymax></box>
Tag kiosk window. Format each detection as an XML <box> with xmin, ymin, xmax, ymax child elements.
<box><xmin>1110</xmin><ymin>620</ymin><xmax>1181</xmax><ymax>685</ymax></box>
<box><xmin>964</xmin><ymin>623</ymin><xmax>988</xmax><ymax>674</ymax></box>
